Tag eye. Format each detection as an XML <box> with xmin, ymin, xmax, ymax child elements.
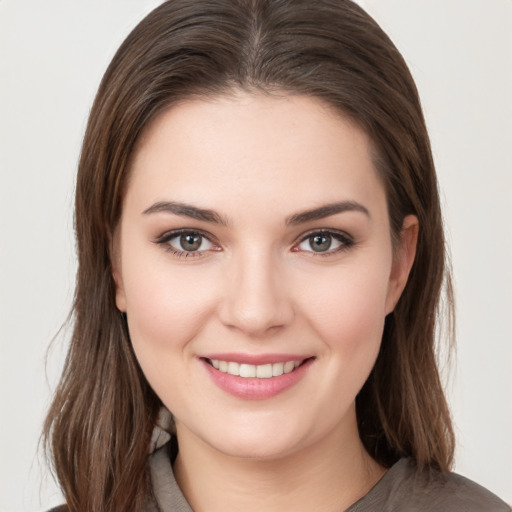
<box><xmin>173</xmin><ymin>232</ymin><xmax>210</xmax><ymax>252</ymax></box>
<box><xmin>155</xmin><ymin>229</ymin><xmax>219</xmax><ymax>257</ymax></box>
<box><xmin>295</xmin><ymin>230</ymin><xmax>354</xmax><ymax>254</ymax></box>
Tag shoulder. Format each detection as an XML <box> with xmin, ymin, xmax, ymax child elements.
<box><xmin>439</xmin><ymin>471</ymin><xmax>511</xmax><ymax>511</ymax></box>
<box><xmin>349</xmin><ymin>458</ymin><xmax>511</xmax><ymax>512</ymax></box>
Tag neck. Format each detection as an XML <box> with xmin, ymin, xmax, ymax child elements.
<box><xmin>173</xmin><ymin>407</ymin><xmax>386</xmax><ymax>512</ymax></box>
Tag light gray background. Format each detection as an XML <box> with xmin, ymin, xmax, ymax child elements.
<box><xmin>1</xmin><ymin>1</ymin><xmax>511</xmax><ymax>510</ymax></box>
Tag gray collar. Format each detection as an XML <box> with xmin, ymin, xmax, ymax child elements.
<box><xmin>149</xmin><ymin>445</ymin><xmax>193</xmax><ymax>512</ymax></box>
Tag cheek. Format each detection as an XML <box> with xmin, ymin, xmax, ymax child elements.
<box><xmin>302</xmin><ymin>270</ymin><xmax>389</xmax><ymax>426</ymax></box>
<box><xmin>121</xmin><ymin>252</ymin><xmax>217</xmax><ymax>367</ymax></box>
<box><xmin>299</xmin><ymin>260</ymin><xmax>391</xmax><ymax>363</ymax></box>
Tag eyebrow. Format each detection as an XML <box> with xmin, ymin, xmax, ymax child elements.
<box><xmin>142</xmin><ymin>199</ymin><xmax>370</xmax><ymax>226</ymax></box>
<box><xmin>142</xmin><ymin>201</ymin><xmax>230</xmax><ymax>226</ymax></box>
<box><xmin>285</xmin><ymin>201</ymin><xmax>370</xmax><ymax>225</ymax></box>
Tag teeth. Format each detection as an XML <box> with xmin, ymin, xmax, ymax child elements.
<box><xmin>240</xmin><ymin>363</ymin><xmax>256</xmax><ymax>378</ymax></box>
<box><xmin>256</xmin><ymin>364</ymin><xmax>272</xmax><ymax>378</ymax></box>
<box><xmin>210</xmin><ymin>359</ymin><xmax>303</xmax><ymax>378</ymax></box>
<box><xmin>272</xmin><ymin>363</ymin><xmax>284</xmax><ymax>377</ymax></box>
<box><xmin>284</xmin><ymin>361</ymin><xmax>295</xmax><ymax>373</ymax></box>
<box><xmin>227</xmin><ymin>361</ymin><xmax>239</xmax><ymax>376</ymax></box>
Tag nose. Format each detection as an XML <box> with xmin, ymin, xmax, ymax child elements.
<box><xmin>217</xmin><ymin>250</ymin><xmax>294</xmax><ymax>337</ymax></box>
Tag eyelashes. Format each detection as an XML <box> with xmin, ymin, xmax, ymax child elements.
<box><xmin>154</xmin><ymin>228</ymin><xmax>355</xmax><ymax>259</ymax></box>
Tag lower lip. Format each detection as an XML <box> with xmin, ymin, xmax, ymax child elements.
<box><xmin>202</xmin><ymin>358</ymin><xmax>313</xmax><ymax>400</ymax></box>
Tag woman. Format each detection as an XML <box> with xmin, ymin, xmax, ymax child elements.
<box><xmin>44</xmin><ymin>1</ymin><xmax>510</xmax><ymax>511</ymax></box>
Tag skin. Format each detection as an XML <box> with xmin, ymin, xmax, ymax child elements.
<box><xmin>113</xmin><ymin>92</ymin><xmax>418</xmax><ymax>512</ymax></box>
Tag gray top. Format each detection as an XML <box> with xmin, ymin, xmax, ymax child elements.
<box><xmin>146</xmin><ymin>444</ymin><xmax>511</xmax><ymax>512</ymax></box>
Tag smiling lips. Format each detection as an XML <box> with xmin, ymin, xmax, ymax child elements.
<box><xmin>202</xmin><ymin>355</ymin><xmax>313</xmax><ymax>400</ymax></box>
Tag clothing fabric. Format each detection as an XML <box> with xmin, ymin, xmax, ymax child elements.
<box><xmin>145</xmin><ymin>440</ymin><xmax>511</xmax><ymax>512</ymax></box>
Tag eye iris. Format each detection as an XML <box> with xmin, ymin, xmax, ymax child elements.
<box><xmin>310</xmin><ymin>234</ymin><xmax>331</xmax><ymax>252</ymax></box>
<box><xmin>180</xmin><ymin>233</ymin><xmax>202</xmax><ymax>251</ymax></box>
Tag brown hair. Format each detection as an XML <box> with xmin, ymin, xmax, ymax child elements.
<box><xmin>44</xmin><ymin>1</ymin><xmax>455</xmax><ymax>510</ymax></box>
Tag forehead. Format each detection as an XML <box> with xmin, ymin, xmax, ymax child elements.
<box><xmin>126</xmin><ymin>92</ymin><xmax>386</xmax><ymax>219</ymax></box>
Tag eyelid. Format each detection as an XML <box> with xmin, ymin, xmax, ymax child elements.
<box><xmin>154</xmin><ymin>227</ymin><xmax>217</xmax><ymax>243</ymax></box>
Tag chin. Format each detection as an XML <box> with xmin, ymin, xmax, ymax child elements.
<box><xmin>212</xmin><ymin>435</ymin><xmax>303</xmax><ymax>462</ymax></box>
<box><xmin>183</xmin><ymin>417</ymin><xmax>310</xmax><ymax>462</ymax></box>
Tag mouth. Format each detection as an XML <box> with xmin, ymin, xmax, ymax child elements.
<box><xmin>200</xmin><ymin>354</ymin><xmax>315</xmax><ymax>399</ymax></box>
<box><xmin>205</xmin><ymin>358</ymin><xmax>310</xmax><ymax>379</ymax></box>
<box><xmin>199</xmin><ymin>352</ymin><xmax>316</xmax><ymax>400</ymax></box>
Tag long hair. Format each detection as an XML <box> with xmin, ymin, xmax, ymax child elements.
<box><xmin>44</xmin><ymin>1</ymin><xmax>455</xmax><ymax>510</ymax></box>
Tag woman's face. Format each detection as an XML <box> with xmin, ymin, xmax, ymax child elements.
<box><xmin>114</xmin><ymin>92</ymin><xmax>416</xmax><ymax>460</ymax></box>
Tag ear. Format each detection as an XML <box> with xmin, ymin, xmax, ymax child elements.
<box><xmin>111</xmin><ymin>231</ymin><xmax>127</xmax><ymax>313</ymax></box>
<box><xmin>385</xmin><ymin>215</ymin><xmax>419</xmax><ymax>314</ymax></box>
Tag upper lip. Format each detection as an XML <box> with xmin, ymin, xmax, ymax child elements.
<box><xmin>200</xmin><ymin>353</ymin><xmax>313</xmax><ymax>365</ymax></box>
